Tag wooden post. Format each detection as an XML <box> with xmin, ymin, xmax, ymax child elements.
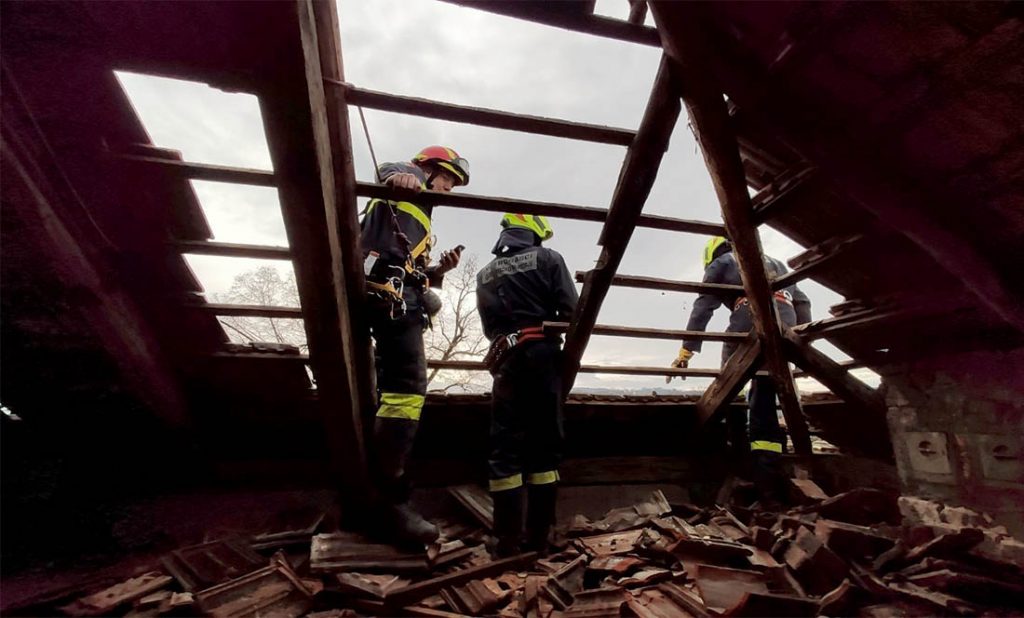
<box><xmin>649</xmin><ymin>2</ymin><xmax>812</xmax><ymax>454</ymax></box>
<box><xmin>695</xmin><ymin>335</ymin><xmax>762</xmax><ymax>425</ymax></box>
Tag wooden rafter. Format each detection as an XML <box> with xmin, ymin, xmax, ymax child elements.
<box><xmin>770</xmin><ymin>233</ymin><xmax>864</xmax><ymax>291</ymax></box>
<box><xmin>650</xmin><ymin>2</ymin><xmax>812</xmax><ymax>454</ymax></box>
<box><xmin>175</xmin><ymin>240</ymin><xmax>291</xmax><ymax>261</ymax></box>
<box><xmin>340</xmin><ymin>83</ymin><xmax>636</xmax><ymax>146</ymax></box>
<box><xmin>356</xmin><ymin>182</ymin><xmax>725</xmax><ymax>236</ymax></box>
<box><xmin>543</xmin><ymin>321</ymin><xmax>746</xmax><ymax>343</ymax></box>
<box><xmin>782</xmin><ymin>329</ymin><xmax>885</xmax><ymax>413</ymax></box>
<box><xmin>577</xmin><ymin>272</ymin><xmax>743</xmax><ymax>295</ymax></box>
<box><xmin>561</xmin><ymin>57</ymin><xmax>681</xmax><ymax>395</ymax></box>
<box><xmin>250</xmin><ymin>0</ymin><xmax>373</xmax><ymax>502</ymax></box>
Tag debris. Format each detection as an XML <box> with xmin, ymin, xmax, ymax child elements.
<box><xmin>334</xmin><ymin>572</ymin><xmax>409</xmax><ymax>599</ymax></box>
<box><xmin>563</xmin><ymin>587</ymin><xmax>627</xmax><ymax>618</ymax></box>
<box><xmin>251</xmin><ymin>509</ymin><xmax>325</xmax><ymax>551</ymax></box>
<box><xmin>62</xmin><ymin>571</ymin><xmax>173</xmax><ymax>616</ymax></box>
<box><xmin>383</xmin><ymin>552</ymin><xmax>538</xmax><ymax>607</ymax></box>
<box><xmin>902</xmin><ymin>527</ymin><xmax>985</xmax><ymax>564</ymax></box>
<box><xmin>813</xmin><ymin>518</ymin><xmax>896</xmax><ymax>561</ymax></box>
<box><xmin>311</xmin><ymin>532</ymin><xmax>429</xmax><ymax>573</ymax></box>
<box><xmin>576</xmin><ymin>529</ymin><xmax>644</xmax><ymax>556</ymax></box>
<box><xmin>568</xmin><ymin>490</ymin><xmax>672</xmax><ymax>535</ymax></box>
<box><xmin>689</xmin><ymin>565</ymin><xmax>770</xmax><ymax>613</ymax></box>
<box><xmin>806</xmin><ymin>488</ymin><xmax>900</xmax><ymax>526</ymax></box>
<box><xmin>788</xmin><ymin>478</ymin><xmax>829</xmax><ymax>503</ymax></box>
<box><xmin>161</xmin><ymin>537</ymin><xmax>265</xmax><ymax>591</ymax></box>
<box><xmin>448</xmin><ymin>484</ymin><xmax>494</xmax><ymax>530</ymax></box>
<box><xmin>195</xmin><ymin>555</ymin><xmax>314</xmax><ymax>618</ymax></box>
<box><xmin>782</xmin><ymin>527</ymin><xmax>849</xmax><ymax>595</ymax></box>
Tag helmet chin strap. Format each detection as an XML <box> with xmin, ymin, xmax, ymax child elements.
<box><xmin>424</xmin><ymin>167</ymin><xmax>440</xmax><ymax>191</ymax></box>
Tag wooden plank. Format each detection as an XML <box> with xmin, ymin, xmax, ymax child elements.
<box><xmin>355</xmin><ymin>182</ymin><xmax>725</xmax><ymax>236</ymax></box>
<box><xmin>658</xmin><ymin>4</ymin><xmax>1024</xmax><ymax>335</ymax></box>
<box><xmin>175</xmin><ymin>239</ymin><xmax>291</xmax><ymax>260</ymax></box>
<box><xmin>310</xmin><ymin>0</ymin><xmax>378</xmax><ymax>424</ymax></box>
<box><xmin>543</xmin><ymin>321</ymin><xmax>747</xmax><ymax>342</ymax></box>
<box><xmin>251</xmin><ymin>0</ymin><xmax>371</xmax><ymax>501</ymax></box>
<box><xmin>440</xmin><ymin>0</ymin><xmax>660</xmax><ymax>46</ymax></box>
<box><xmin>650</xmin><ymin>3</ymin><xmax>811</xmax><ymax>454</ymax></box>
<box><xmin>118</xmin><ymin>153</ymin><xmax>276</xmax><ymax>186</ymax></box>
<box><xmin>562</xmin><ymin>58</ymin><xmax>682</xmax><ymax>394</ymax></box>
<box><xmin>771</xmin><ymin>233</ymin><xmax>864</xmax><ymax>291</ymax></box>
<box><xmin>782</xmin><ymin>329</ymin><xmax>885</xmax><ymax>412</ymax></box>
<box><xmin>581</xmin><ymin>272</ymin><xmax>743</xmax><ymax>295</ymax></box>
<box><xmin>187</xmin><ymin>302</ymin><xmax>303</xmax><ymax>319</ymax></box>
<box><xmin>627</xmin><ymin>0</ymin><xmax>648</xmax><ymax>26</ymax></box>
<box><xmin>695</xmin><ymin>335</ymin><xmax>762</xmax><ymax>425</ymax></box>
<box><xmin>341</xmin><ymin>83</ymin><xmax>635</xmax><ymax>146</ymax></box>
<box><xmin>383</xmin><ymin>553</ymin><xmax>538</xmax><ymax>607</ymax></box>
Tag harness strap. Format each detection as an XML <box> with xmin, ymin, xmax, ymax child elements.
<box><xmin>734</xmin><ymin>291</ymin><xmax>793</xmax><ymax>311</ymax></box>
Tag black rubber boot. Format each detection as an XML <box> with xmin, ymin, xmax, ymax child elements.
<box><xmin>751</xmin><ymin>450</ymin><xmax>786</xmax><ymax>512</ymax></box>
<box><xmin>371</xmin><ymin>417</ymin><xmax>438</xmax><ymax>545</ymax></box>
<box><xmin>524</xmin><ymin>483</ymin><xmax>558</xmax><ymax>554</ymax></box>
<box><xmin>491</xmin><ymin>487</ymin><xmax>525</xmax><ymax>557</ymax></box>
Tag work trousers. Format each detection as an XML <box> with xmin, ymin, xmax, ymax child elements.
<box><xmin>721</xmin><ymin>301</ymin><xmax>797</xmax><ymax>455</ymax></box>
<box><xmin>489</xmin><ymin>340</ymin><xmax>565</xmax><ymax>492</ymax></box>
<box><xmin>369</xmin><ymin>308</ymin><xmax>428</xmax><ymax>502</ymax></box>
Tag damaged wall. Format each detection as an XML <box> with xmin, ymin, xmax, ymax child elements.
<box><xmin>885</xmin><ymin>347</ymin><xmax>1024</xmax><ymax>535</ymax></box>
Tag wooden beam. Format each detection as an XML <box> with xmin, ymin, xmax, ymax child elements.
<box><xmin>543</xmin><ymin>321</ymin><xmax>746</xmax><ymax>342</ymax></box>
<box><xmin>650</xmin><ymin>3</ymin><xmax>812</xmax><ymax>455</ymax></box>
<box><xmin>770</xmin><ymin>233</ymin><xmax>864</xmax><ymax>291</ymax></box>
<box><xmin>383</xmin><ymin>552</ymin><xmax>538</xmax><ymax>607</ymax></box>
<box><xmin>782</xmin><ymin>329</ymin><xmax>885</xmax><ymax>412</ymax></box>
<box><xmin>695</xmin><ymin>335</ymin><xmax>762</xmax><ymax>425</ymax></box>
<box><xmin>562</xmin><ymin>57</ymin><xmax>682</xmax><ymax>394</ymax></box>
<box><xmin>581</xmin><ymin>271</ymin><xmax>743</xmax><ymax>295</ymax></box>
<box><xmin>440</xmin><ymin>0</ymin><xmax>660</xmax><ymax>47</ymax></box>
<box><xmin>187</xmin><ymin>302</ymin><xmax>303</xmax><ymax>319</ymax></box>
<box><xmin>118</xmin><ymin>153</ymin><xmax>276</xmax><ymax>187</ymax></box>
<box><xmin>250</xmin><ymin>0</ymin><xmax>371</xmax><ymax>502</ymax></box>
<box><xmin>355</xmin><ymin>182</ymin><xmax>725</xmax><ymax>236</ymax></box>
<box><xmin>340</xmin><ymin>83</ymin><xmax>635</xmax><ymax>146</ymax></box>
<box><xmin>792</xmin><ymin>305</ymin><xmax>909</xmax><ymax>341</ymax></box>
<box><xmin>174</xmin><ymin>240</ymin><xmax>291</xmax><ymax>261</ymax></box>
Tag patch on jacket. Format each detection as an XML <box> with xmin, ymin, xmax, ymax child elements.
<box><xmin>480</xmin><ymin>251</ymin><xmax>539</xmax><ymax>283</ymax></box>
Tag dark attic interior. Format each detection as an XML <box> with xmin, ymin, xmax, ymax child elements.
<box><xmin>2</xmin><ymin>1</ymin><xmax>1023</xmax><ymax>616</ymax></box>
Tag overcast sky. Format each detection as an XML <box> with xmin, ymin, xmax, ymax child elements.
<box><xmin>116</xmin><ymin>0</ymin><xmax>871</xmax><ymax>393</ymax></box>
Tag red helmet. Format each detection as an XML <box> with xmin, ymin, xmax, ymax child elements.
<box><xmin>412</xmin><ymin>146</ymin><xmax>469</xmax><ymax>186</ymax></box>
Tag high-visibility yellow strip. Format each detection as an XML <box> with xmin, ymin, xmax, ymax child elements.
<box><xmin>396</xmin><ymin>201</ymin><xmax>431</xmax><ymax>233</ymax></box>
<box><xmin>376</xmin><ymin>393</ymin><xmax>425</xmax><ymax>421</ymax></box>
<box><xmin>489</xmin><ymin>474</ymin><xmax>523</xmax><ymax>492</ymax></box>
<box><xmin>751</xmin><ymin>440</ymin><xmax>783</xmax><ymax>453</ymax></box>
<box><xmin>526</xmin><ymin>470</ymin><xmax>560</xmax><ymax>485</ymax></box>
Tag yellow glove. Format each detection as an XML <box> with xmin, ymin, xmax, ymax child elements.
<box><xmin>666</xmin><ymin>347</ymin><xmax>694</xmax><ymax>383</ymax></box>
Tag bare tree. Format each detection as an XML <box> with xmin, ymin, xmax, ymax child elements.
<box><xmin>214</xmin><ymin>266</ymin><xmax>307</xmax><ymax>351</ymax></box>
<box><xmin>425</xmin><ymin>254</ymin><xmax>489</xmax><ymax>393</ymax></box>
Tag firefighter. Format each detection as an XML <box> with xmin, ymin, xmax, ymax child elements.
<box><xmin>360</xmin><ymin>146</ymin><xmax>469</xmax><ymax>544</ymax></box>
<box><xmin>476</xmin><ymin>214</ymin><xmax>578</xmax><ymax>556</ymax></box>
<box><xmin>669</xmin><ymin>236</ymin><xmax>812</xmax><ymax>507</ymax></box>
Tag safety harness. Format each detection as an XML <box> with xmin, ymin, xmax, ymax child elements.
<box><xmin>483</xmin><ymin>326</ymin><xmax>553</xmax><ymax>374</ymax></box>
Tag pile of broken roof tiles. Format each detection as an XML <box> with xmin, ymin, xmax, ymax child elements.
<box><xmin>32</xmin><ymin>482</ymin><xmax>1024</xmax><ymax>617</ymax></box>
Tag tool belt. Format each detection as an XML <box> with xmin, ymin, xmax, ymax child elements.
<box><xmin>483</xmin><ymin>326</ymin><xmax>550</xmax><ymax>375</ymax></box>
<box><xmin>734</xmin><ymin>290</ymin><xmax>793</xmax><ymax>312</ymax></box>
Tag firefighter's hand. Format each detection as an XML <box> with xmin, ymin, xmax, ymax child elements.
<box><xmin>666</xmin><ymin>347</ymin><xmax>694</xmax><ymax>383</ymax></box>
<box><xmin>435</xmin><ymin>245</ymin><xmax>463</xmax><ymax>274</ymax></box>
<box><xmin>385</xmin><ymin>172</ymin><xmax>421</xmax><ymax>192</ymax></box>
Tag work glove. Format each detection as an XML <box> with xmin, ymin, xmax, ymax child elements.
<box><xmin>666</xmin><ymin>347</ymin><xmax>694</xmax><ymax>384</ymax></box>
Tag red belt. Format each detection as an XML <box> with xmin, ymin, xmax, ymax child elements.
<box><xmin>515</xmin><ymin>325</ymin><xmax>547</xmax><ymax>345</ymax></box>
<box><xmin>734</xmin><ymin>292</ymin><xmax>792</xmax><ymax>311</ymax></box>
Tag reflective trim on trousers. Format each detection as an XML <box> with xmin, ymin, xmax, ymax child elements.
<box><xmin>489</xmin><ymin>473</ymin><xmax>523</xmax><ymax>492</ymax></box>
<box><xmin>526</xmin><ymin>470</ymin><xmax>560</xmax><ymax>485</ymax></box>
<box><xmin>376</xmin><ymin>392</ymin><xmax>425</xmax><ymax>421</ymax></box>
<box><xmin>751</xmin><ymin>440</ymin><xmax>783</xmax><ymax>453</ymax></box>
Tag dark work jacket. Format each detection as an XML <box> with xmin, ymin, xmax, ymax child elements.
<box><xmin>683</xmin><ymin>250</ymin><xmax>811</xmax><ymax>353</ymax></box>
<box><xmin>359</xmin><ymin>161</ymin><xmax>444</xmax><ymax>308</ymax></box>
<box><xmin>476</xmin><ymin>228</ymin><xmax>579</xmax><ymax>340</ymax></box>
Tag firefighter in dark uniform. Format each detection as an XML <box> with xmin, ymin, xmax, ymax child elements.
<box><xmin>670</xmin><ymin>236</ymin><xmax>812</xmax><ymax>506</ymax></box>
<box><xmin>476</xmin><ymin>214</ymin><xmax>578</xmax><ymax>556</ymax></box>
<box><xmin>360</xmin><ymin>146</ymin><xmax>469</xmax><ymax>544</ymax></box>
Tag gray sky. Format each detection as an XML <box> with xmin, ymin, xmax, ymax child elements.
<box><xmin>116</xmin><ymin>0</ymin><xmax>872</xmax><ymax>393</ymax></box>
